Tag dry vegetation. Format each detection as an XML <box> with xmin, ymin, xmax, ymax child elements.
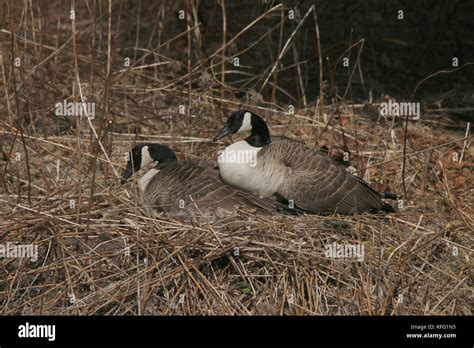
<box><xmin>0</xmin><ymin>1</ymin><xmax>472</xmax><ymax>315</ymax></box>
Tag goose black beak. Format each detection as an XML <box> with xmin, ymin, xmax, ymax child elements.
<box><xmin>213</xmin><ymin>125</ymin><xmax>231</xmax><ymax>142</ymax></box>
<box><xmin>121</xmin><ymin>163</ymin><xmax>134</xmax><ymax>184</ymax></box>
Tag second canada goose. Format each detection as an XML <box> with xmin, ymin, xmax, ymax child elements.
<box><xmin>213</xmin><ymin>110</ymin><xmax>396</xmax><ymax>214</ymax></box>
<box><xmin>121</xmin><ymin>143</ymin><xmax>274</xmax><ymax>220</ymax></box>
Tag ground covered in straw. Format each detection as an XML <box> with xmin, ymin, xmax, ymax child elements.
<box><xmin>1</xmin><ymin>98</ymin><xmax>472</xmax><ymax>315</ymax></box>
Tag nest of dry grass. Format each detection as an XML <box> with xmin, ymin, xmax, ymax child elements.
<box><xmin>1</xmin><ymin>101</ymin><xmax>472</xmax><ymax>315</ymax></box>
<box><xmin>0</xmin><ymin>1</ymin><xmax>472</xmax><ymax>315</ymax></box>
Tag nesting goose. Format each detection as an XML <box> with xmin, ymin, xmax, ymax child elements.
<box><xmin>121</xmin><ymin>143</ymin><xmax>274</xmax><ymax>220</ymax></box>
<box><xmin>213</xmin><ymin>110</ymin><xmax>396</xmax><ymax>214</ymax></box>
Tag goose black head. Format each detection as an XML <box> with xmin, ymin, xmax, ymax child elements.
<box><xmin>121</xmin><ymin>143</ymin><xmax>177</xmax><ymax>184</ymax></box>
<box><xmin>213</xmin><ymin>109</ymin><xmax>270</xmax><ymax>147</ymax></box>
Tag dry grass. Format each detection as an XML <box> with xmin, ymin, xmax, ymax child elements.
<box><xmin>0</xmin><ymin>1</ymin><xmax>472</xmax><ymax>315</ymax></box>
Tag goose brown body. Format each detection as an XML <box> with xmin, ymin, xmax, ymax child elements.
<box><xmin>142</xmin><ymin>160</ymin><xmax>274</xmax><ymax>217</ymax></box>
<box><xmin>258</xmin><ymin>139</ymin><xmax>387</xmax><ymax>214</ymax></box>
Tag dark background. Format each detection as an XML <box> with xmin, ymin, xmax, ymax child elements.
<box><xmin>117</xmin><ymin>0</ymin><xmax>474</xmax><ymax>108</ymax></box>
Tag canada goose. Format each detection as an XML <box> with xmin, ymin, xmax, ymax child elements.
<box><xmin>121</xmin><ymin>143</ymin><xmax>274</xmax><ymax>220</ymax></box>
<box><xmin>213</xmin><ymin>110</ymin><xmax>396</xmax><ymax>214</ymax></box>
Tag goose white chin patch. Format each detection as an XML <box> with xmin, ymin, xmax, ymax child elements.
<box><xmin>238</xmin><ymin>112</ymin><xmax>252</xmax><ymax>133</ymax></box>
<box><xmin>140</xmin><ymin>145</ymin><xmax>153</xmax><ymax>169</ymax></box>
<box><xmin>139</xmin><ymin>168</ymin><xmax>160</xmax><ymax>191</ymax></box>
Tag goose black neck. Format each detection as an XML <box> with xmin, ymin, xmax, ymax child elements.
<box><xmin>245</xmin><ymin>114</ymin><xmax>271</xmax><ymax>147</ymax></box>
<box><xmin>149</xmin><ymin>144</ymin><xmax>178</xmax><ymax>169</ymax></box>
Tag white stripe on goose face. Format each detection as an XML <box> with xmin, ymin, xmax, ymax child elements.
<box><xmin>238</xmin><ymin>112</ymin><xmax>252</xmax><ymax>133</ymax></box>
<box><xmin>140</xmin><ymin>145</ymin><xmax>154</xmax><ymax>169</ymax></box>
<box><xmin>139</xmin><ymin>168</ymin><xmax>160</xmax><ymax>191</ymax></box>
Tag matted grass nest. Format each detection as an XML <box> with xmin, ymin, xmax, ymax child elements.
<box><xmin>1</xmin><ymin>100</ymin><xmax>472</xmax><ymax>315</ymax></box>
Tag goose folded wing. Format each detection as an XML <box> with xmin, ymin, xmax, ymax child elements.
<box><xmin>262</xmin><ymin>140</ymin><xmax>384</xmax><ymax>214</ymax></box>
